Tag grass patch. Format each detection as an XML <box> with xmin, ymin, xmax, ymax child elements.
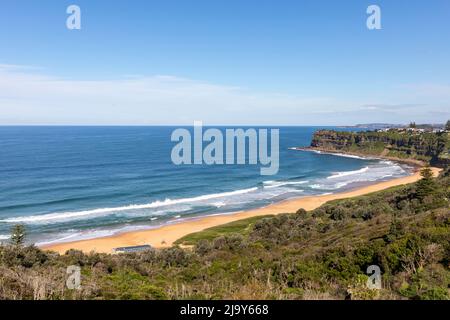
<box><xmin>175</xmin><ymin>215</ymin><xmax>274</xmax><ymax>245</ymax></box>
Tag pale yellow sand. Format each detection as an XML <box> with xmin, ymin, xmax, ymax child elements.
<box><xmin>42</xmin><ymin>167</ymin><xmax>441</xmax><ymax>254</ymax></box>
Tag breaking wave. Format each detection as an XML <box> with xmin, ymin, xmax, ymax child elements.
<box><xmin>0</xmin><ymin>187</ymin><xmax>259</xmax><ymax>224</ymax></box>
<box><xmin>327</xmin><ymin>167</ymin><xmax>369</xmax><ymax>179</ymax></box>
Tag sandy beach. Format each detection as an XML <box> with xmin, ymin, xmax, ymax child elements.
<box><xmin>42</xmin><ymin>167</ymin><xmax>441</xmax><ymax>254</ymax></box>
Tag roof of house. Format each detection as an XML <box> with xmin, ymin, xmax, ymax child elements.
<box><xmin>113</xmin><ymin>245</ymin><xmax>152</xmax><ymax>253</ymax></box>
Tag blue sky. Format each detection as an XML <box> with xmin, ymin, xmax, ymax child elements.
<box><xmin>0</xmin><ymin>0</ymin><xmax>449</xmax><ymax>125</ymax></box>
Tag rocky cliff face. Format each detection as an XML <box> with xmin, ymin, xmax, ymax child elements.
<box><xmin>310</xmin><ymin>130</ymin><xmax>450</xmax><ymax>166</ymax></box>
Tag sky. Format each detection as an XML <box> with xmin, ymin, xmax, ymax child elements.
<box><xmin>0</xmin><ymin>0</ymin><xmax>449</xmax><ymax>125</ymax></box>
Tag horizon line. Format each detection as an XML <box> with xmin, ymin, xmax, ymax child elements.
<box><xmin>0</xmin><ymin>123</ymin><xmax>412</xmax><ymax>128</ymax></box>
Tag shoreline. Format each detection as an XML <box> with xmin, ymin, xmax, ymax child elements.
<box><xmin>42</xmin><ymin>167</ymin><xmax>441</xmax><ymax>254</ymax></box>
<box><xmin>291</xmin><ymin>146</ymin><xmax>428</xmax><ymax>167</ymax></box>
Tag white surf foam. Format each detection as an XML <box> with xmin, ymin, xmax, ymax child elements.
<box><xmin>212</xmin><ymin>201</ymin><xmax>226</xmax><ymax>207</ymax></box>
<box><xmin>310</xmin><ymin>150</ymin><xmax>370</xmax><ymax>160</ymax></box>
<box><xmin>327</xmin><ymin>167</ymin><xmax>369</xmax><ymax>179</ymax></box>
<box><xmin>263</xmin><ymin>180</ymin><xmax>309</xmax><ymax>189</ymax></box>
<box><xmin>310</xmin><ymin>161</ymin><xmax>406</xmax><ymax>191</ymax></box>
<box><xmin>0</xmin><ymin>187</ymin><xmax>259</xmax><ymax>224</ymax></box>
<box><xmin>330</xmin><ymin>153</ymin><xmax>369</xmax><ymax>160</ymax></box>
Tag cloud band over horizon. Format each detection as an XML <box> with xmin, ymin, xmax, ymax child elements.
<box><xmin>0</xmin><ymin>64</ymin><xmax>448</xmax><ymax>126</ymax></box>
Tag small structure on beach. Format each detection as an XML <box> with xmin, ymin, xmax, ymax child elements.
<box><xmin>113</xmin><ymin>245</ymin><xmax>152</xmax><ymax>253</ymax></box>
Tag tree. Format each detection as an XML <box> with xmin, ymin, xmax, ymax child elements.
<box><xmin>384</xmin><ymin>212</ymin><xmax>403</xmax><ymax>243</ymax></box>
<box><xmin>10</xmin><ymin>224</ymin><xmax>26</xmax><ymax>246</ymax></box>
<box><xmin>445</xmin><ymin>120</ymin><xmax>450</xmax><ymax>131</ymax></box>
<box><xmin>420</xmin><ymin>166</ymin><xmax>434</xmax><ymax>180</ymax></box>
<box><xmin>415</xmin><ymin>166</ymin><xmax>437</xmax><ymax>201</ymax></box>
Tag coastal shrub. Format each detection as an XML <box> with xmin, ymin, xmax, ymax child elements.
<box><xmin>222</xmin><ymin>234</ymin><xmax>247</xmax><ymax>252</ymax></box>
<box><xmin>352</xmin><ymin>244</ymin><xmax>382</xmax><ymax>270</ymax></box>
<box><xmin>0</xmin><ymin>245</ymin><xmax>48</xmax><ymax>268</ymax></box>
<box><xmin>194</xmin><ymin>239</ymin><xmax>213</xmax><ymax>256</ymax></box>
<box><xmin>320</xmin><ymin>248</ymin><xmax>362</xmax><ymax>281</ymax></box>
<box><xmin>346</xmin><ymin>274</ymin><xmax>380</xmax><ymax>300</ymax></box>
<box><xmin>101</xmin><ymin>270</ymin><xmax>168</xmax><ymax>300</ymax></box>
<box><xmin>157</xmin><ymin>246</ymin><xmax>191</xmax><ymax>267</ymax></box>
<box><xmin>381</xmin><ymin>235</ymin><xmax>428</xmax><ymax>275</ymax></box>
<box><xmin>291</xmin><ymin>261</ymin><xmax>329</xmax><ymax>288</ymax></box>
<box><xmin>63</xmin><ymin>249</ymin><xmax>89</xmax><ymax>266</ymax></box>
<box><xmin>397</xmin><ymin>199</ymin><xmax>413</xmax><ymax>214</ymax></box>
<box><xmin>384</xmin><ymin>214</ymin><xmax>405</xmax><ymax>243</ymax></box>
<box><xmin>417</xmin><ymin>288</ymin><xmax>449</xmax><ymax>300</ymax></box>
<box><xmin>397</xmin><ymin>265</ymin><xmax>450</xmax><ymax>300</ymax></box>
<box><xmin>212</xmin><ymin>236</ymin><xmax>227</xmax><ymax>250</ymax></box>
<box><xmin>136</xmin><ymin>248</ymin><xmax>158</xmax><ymax>263</ymax></box>
<box><xmin>329</xmin><ymin>206</ymin><xmax>347</xmax><ymax>221</ymax></box>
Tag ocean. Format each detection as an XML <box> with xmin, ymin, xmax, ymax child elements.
<box><xmin>0</xmin><ymin>126</ymin><xmax>411</xmax><ymax>245</ymax></box>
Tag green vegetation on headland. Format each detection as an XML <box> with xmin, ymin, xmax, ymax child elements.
<box><xmin>309</xmin><ymin>129</ymin><xmax>450</xmax><ymax>166</ymax></box>
<box><xmin>1</xmin><ymin>166</ymin><xmax>448</xmax><ymax>300</ymax></box>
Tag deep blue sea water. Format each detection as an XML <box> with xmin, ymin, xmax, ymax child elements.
<box><xmin>0</xmin><ymin>126</ymin><xmax>411</xmax><ymax>244</ymax></box>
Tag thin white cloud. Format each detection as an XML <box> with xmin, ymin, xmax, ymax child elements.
<box><xmin>0</xmin><ymin>65</ymin><xmax>448</xmax><ymax>125</ymax></box>
<box><xmin>360</xmin><ymin>103</ymin><xmax>426</xmax><ymax>110</ymax></box>
<box><xmin>0</xmin><ymin>65</ymin><xmax>342</xmax><ymax>125</ymax></box>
